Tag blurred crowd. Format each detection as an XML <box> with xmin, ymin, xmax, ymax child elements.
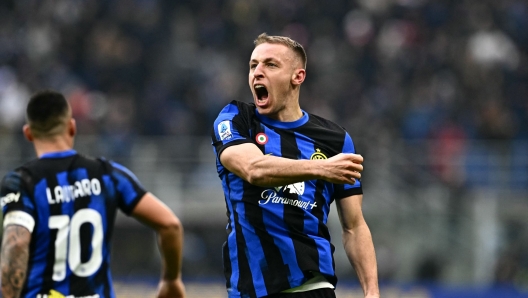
<box><xmin>0</xmin><ymin>0</ymin><xmax>527</xmax><ymax>185</ymax></box>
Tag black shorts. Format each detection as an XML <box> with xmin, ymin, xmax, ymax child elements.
<box><xmin>264</xmin><ymin>288</ymin><xmax>336</xmax><ymax>298</ymax></box>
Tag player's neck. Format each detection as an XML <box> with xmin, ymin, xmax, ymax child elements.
<box><xmin>276</xmin><ymin>106</ymin><xmax>303</xmax><ymax>122</ymax></box>
<box><xmin>33</xmin><ymin>136</ymin><xmax>74</xmax><ymax>158</ymax></box>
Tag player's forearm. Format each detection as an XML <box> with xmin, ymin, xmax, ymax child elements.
<box><xmin>1</xmin><ymin>225</ymin><xmax>31</xmax><ymax>298</ymax></box>
<box><xmin>343</xmin><ymin>224</ymin><xmax>379</xmax><ymax>297</ymax></box>
<box><xmin>157</xmin><ymin>221</ymin><xmax>184</xmax><ymax>280</ymax></box>
<box><xmin>245</xmin><ymin>156</ymin><xmax>322</xmax><ymax>187</ymax></box>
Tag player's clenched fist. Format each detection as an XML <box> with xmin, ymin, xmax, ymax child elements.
<box><xmin>318</xmin><ymin>153</ymin><xmax>364</xmax><ymax>185</ymax></box>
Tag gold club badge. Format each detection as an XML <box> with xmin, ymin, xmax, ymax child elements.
<box><xmin>310</xmin><ymin>149</ymin><xmax>327</xmax><ymax>160</ymax></box>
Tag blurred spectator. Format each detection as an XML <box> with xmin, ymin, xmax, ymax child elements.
<box><xmin>1</xmin><ymin>0</ymin><xmax>527</xmax><ymax>189</ymax></box>
<box><xmin>0</xmin><ymin>67</ymin><xmax>29</xmax><ymax>133</ymax></box>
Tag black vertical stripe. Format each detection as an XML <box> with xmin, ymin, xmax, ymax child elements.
<box><xmin>232</xmin><ymin>208</ymin><xmax>257</xmax><ymax>298</ymax></box>
<box><xmin>223</xmin><ymin>174</ymin><xmax>233</xmax><ymax>289</ymax></box>
<box><xmin>104</xmin><ymin>173</ymin><xmax>117</xmax><ymax>298</ymax></box>
<box><xmin>278</xmin><ymin>129</ymin><xmax>319</xmax><ymax>279</ymax></box>
<box><xmin>311</xmin><ymin>180</ymin><xmax>327</xmax><ymax>226</ymax></box>
<box><xmin>222</xmin><ymin>241</ymin><xmax>232</xmax><ymax>289</ymax></box>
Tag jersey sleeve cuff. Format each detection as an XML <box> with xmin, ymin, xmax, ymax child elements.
<box><xmin>334</xmin><ymin>186</ymin><xmax>363</xmax><ymax>200</ymax></box>
<box><xmin>216</xmin><ymin>139</ymin><xmax>254</xmax><ymax>158</ymax></box>
<box><xmin>122</xmin><ymin>190</ymin><xmax>148</xmax><ymax>215</ymax></box>
<box><xmin>3</xmin><ymin>210</ymin><xmax>35</xmax><ymax>233</ymax></box>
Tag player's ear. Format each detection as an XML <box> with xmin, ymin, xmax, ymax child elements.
<box><xmin>291</xmin><ymin>68</ymin><xmax>306</xmax><ymax>86</ymax></box>
<box><xmin>68</xmin><ymin>118</ymin><xmax>76</xmax><ymax>137</ymax></box>
<box><xmin>23</xmin><ymin>124</ymin><xmax>34</xmax><ymax>142</ymax></box>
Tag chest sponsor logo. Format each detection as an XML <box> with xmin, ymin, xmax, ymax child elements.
<box><xmin>310</xmin><ymin>148</ymin><xmax>327</xmax><ymax>160</ymax></box>
<box><xmin>218</xmin><ymin>120</ymin><xmax>233</xmax><ymax>141</ymax></box>
<box><xmin>259</xmin><ymin>182</ymin><xmax>317</xmax><ymax>210</ymax></box>
<box><xmin>1</xmin><ymin>192</ymin><xmax>20</xmax><ymax>207</ymax></box>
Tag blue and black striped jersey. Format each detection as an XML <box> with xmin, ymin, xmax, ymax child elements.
<box><xmin>211</xmin><ymin>100</ymin><xmax>362</xmax><ymax>298</ymax></box>
<box><xmin>1</xmin><ymin>150</ymin><xmax>147</xmax><ymax>298</ymax></box>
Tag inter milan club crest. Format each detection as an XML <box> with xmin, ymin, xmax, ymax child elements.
<box><xmin>256</xmin><ymin>133</ymin><xmax>268</xmax><ymax>145</ymax></box>
<box><xmin>310</xmin><ymin>149</ymin><xmax>327</xmax><ymax>160</ymax></box>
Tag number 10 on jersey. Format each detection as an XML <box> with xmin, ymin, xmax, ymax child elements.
<box><xmin>48</xmin><ymin>209</ymin><xmax>103</xmax><ymax>281</ymax></box>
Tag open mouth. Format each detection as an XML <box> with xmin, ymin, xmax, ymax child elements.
<box><xmin>254</xmin><ymin>85</ymin><xmax>268</xmax><ymax>101</ymax></box>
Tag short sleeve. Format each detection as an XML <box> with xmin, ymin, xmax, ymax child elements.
<box><xmin>334</xmin><ymin>132</ymin><xmax>363</xmax><ymax>199</ymax></box>
<box><xmin>211</xmin><ymin>101</ymin><xmax>254</xmax><ymax>158</ymax></box>
<box><xmin>1</xmin><ymin>170</ymin><xmax>36</xmax><ymax>231</ymax></box>
<box><xmin>109</xmin><ymin>162</ymin><xmax>147</xmax><ymax>215</ymax></box>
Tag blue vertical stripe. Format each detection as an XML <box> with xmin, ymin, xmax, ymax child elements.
<box><xmin>113</xmin><ymin>171</ymin><xmax>138</xmax><ymax>210</ymax></box>
<box><xmin>342</xmin><ymin>133</ymin><xmax>361</xmax><ymax>190</ymax></box>
<box><xmin>321</xmin><ymin>186</ymin><xmax>332</xmax><ymax>224</ymax></box>
<box><xmin>315</xmin><ymin>236</ymin><xmax>334</xmax><ymax>275</ymax></box>
<box><xmin>102</xmin><ymin>175</ymin><xmax>116</xmax><ymax>198</ymax></box>
<box><xmin>224</xmin><ymin>174</ymin><xmax>240</xmax><ymax>294</ymax></box>
<box><xmin>55</xmin><ymin>171</ymin><xmax>72</xmax><ymax>295</ymax></box>
<box><xmin>25</xmin><ymin>179</ymin><xmax>50</xmax><ymax>298</ymax></box>
<box><xmin>263</xmin><ymin>126</ymin><xmax>281</xmax><ymax>156</ymax></box>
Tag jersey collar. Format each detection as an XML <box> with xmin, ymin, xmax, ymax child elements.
<box><xmin>40</xmin><ymin>149</ymin><xmax>77</xmax><ymax>159</ymax></box>
<box><xmin>255</xmin><ymin>109</ymin><xmax>309</xmax><ymax>129</ymax></box>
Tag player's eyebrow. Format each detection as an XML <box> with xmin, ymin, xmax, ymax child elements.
<box><xmin>249</xmin><ymin>57</ymin><xmax>280</xmax><ymax>65</ymax></box>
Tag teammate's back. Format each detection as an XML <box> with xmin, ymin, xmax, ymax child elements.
<box><xmin>1</xmin><ymin>90</ymin><xmax>186</xmax><ymax>298</ymax></box>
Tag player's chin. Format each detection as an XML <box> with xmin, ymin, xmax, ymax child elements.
<box><xmin>255</xmin><ymin>105</ymin><xmax>271</xmax><ymax>116</ymax></box>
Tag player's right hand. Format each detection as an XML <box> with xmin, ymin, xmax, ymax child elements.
<box><xmin>157</xmin><ymin>278</ymin><xmax>186</xmax><ymax>298</ymax></box>
<box><xmin>319</xmin><ymin>153</ymin><xmax>363</xmax><ymax>184</ymax></box>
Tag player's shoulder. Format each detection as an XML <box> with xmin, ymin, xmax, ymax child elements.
<box><xmin>1</xmin><ymin>165</ymin><xmax>33</xmax><ymax>195</ymax></box>
<box><xmin>217</xmin><ymin>100</ymin><xmax>255</xmax><ymax>117</ymax></box>
<box><xmin>306</xmin><ymin>112</ymin><xmax>348</xmax><ymax>133</ymax></box>
<box><xmin>104</xmin><ymin>159</ymin><xmax>141</xmax><ymax>181</ymax></box>
<box><xmin>214</xmin><ymin>100</ymin><xmax>256</xmax><ymax>126</ymax></box>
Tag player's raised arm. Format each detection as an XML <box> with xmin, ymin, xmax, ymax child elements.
<box><xmin>1</xmin><ymin>224</ymin><xmax>31</xmax><ymax>298</ymax></box>
<box><xmin>220</xmin><ymin>142</ymin><xmax>363</xmax><ymax>187</ymax></box>
<box><xmin>131</xmin><ymin>193</ymin><xmax>185</xmax><ymax>298</ymax></box>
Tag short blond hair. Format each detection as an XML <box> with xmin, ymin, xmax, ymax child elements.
<box><xmin>254</xmin><ymin>33</ymin><xmax>307</xmax><ymax>69</ymax></box>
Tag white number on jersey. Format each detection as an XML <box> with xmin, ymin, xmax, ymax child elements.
<box><xmin>48</xmin><ymin>209</ymin><xmax>104</xmax><ymax>281</ymax></box>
